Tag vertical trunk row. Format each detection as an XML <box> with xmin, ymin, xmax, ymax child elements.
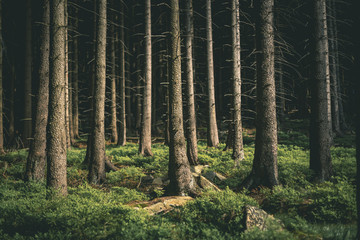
<box><xmin>184</xmin><ymin>0</ymin><xmax>198</xmax><ymax>166</ymax></box>
<box><xmin>23</xmin><ymin>0</ymin><xmax>32</xmax><ymax>148</ymax></box>
<box><xmin>88</xmin><ymin>0</ymin><xmax>107</xmax><ymax>184</ymax></box>
<box><xmin>25</xmin><ymin>0</ymin><xmax>50</xmax><ymax>181</ymax></box>
<box><xmin>47</xmin><ymin>0</ymin><xmax>68</xmax><ymax>196</ymax></box>
<box><xmin>309</xmin><ymin>0</ymin><xmax>332</xmax><ymax>182</ymax></box>
<box><xmin>206</xmin><ymin>0</ymin><xmax>219</xmax><ymax>148</ymax></box>
<box><xmin>118</xmin><ymin>1</ymin><xmax>126</xmax><ymax>146</ymax></box>
<box><xmin>231</xmin><ymin>0</ymin><xmax>244</xmax><ymax>166</ymax></box>
<box><xmin>168</xmin><ymin>0</ymin><xmax>194</xmax><ymax>196</ymax></box>
<box><xmin>139</xmin><ymin>0</ymin><xmax>153</xmax><ymax>156</ymax></box>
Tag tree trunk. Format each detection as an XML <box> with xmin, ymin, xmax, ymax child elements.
<box><xmin>309</xmin><ymin>0</ymin><xmax>332</xmax><ymax>182</ymax></box>
<box><xmin>47</xmin><ymin>0</ymin><xmax>68</xmax><ymax>197</ymax></box>
<box><xmin>118</xmin><ymin>1</ymin><xmax>126</xmax><ymax>146</ymax></box>
<box><xmin>0</xmin><ymin>0</ymin><xmax>4</xmax><ymax>154</ymax></box>
<box><xmin>184</xmin><ymin>0</ymin><xmax>198</xmax><ymax>166</ymax></box>
<box><xmin>206</xmin><ymin>0</ymin><xmax>219</xmax><ymax>148</ymax></box>
<box><xmin>23</xmin><ymin>0</ymin><xmax>32</xmax><ymax>148</ymax></box>
<box><xmin>242</xmin><ymin>0</ymin><xmax>279</xmax><ymax>189</ymax></box>
<box><xmin>64</xmin><ymin>0</ymin><xmax>72</xmax><ymax>148</ymax></box>
<box><xmin>88</xmin><ymin>0</ymin><xmax>107</xmax><ymax>184</ymax></box>
<box><xmin>25</xmin><ymin>0</ymin><xmax>50</xmax><ymax>181</ymax></box>
<box><xmin>168</xmin><ymin>0</ymin><xmax>195</xmax><ymax>196</ymax></box>
<box><xmin>139</xmin><ymin>0</ymin><xmax>153</xmax><ymax>156</ymax></box>
<box><xmin>231</xmin><ymin>0</ymin><xmax>244</xmax><ymax>166</ymax></box>
<box><xmin>110</xmin><ymin>23</ymin><xmax>118</xmax><ymax>143</ymax></box>
<box><xmin>72</xmin><ymin>5</ymin><xmax>80</xmax><ymax>139</ymax></box>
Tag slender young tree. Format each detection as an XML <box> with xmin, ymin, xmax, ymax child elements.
<box><xmin>139</xmin><ymin>0</ymin><xmax>153</xmax><ymax>156</ymax></box>
<box><xmin>88</xmin><ymin>0</ymin><xmax>107</xmax><ymax>184</ymax></box>
<box><xmin>25</xmin><ymin>0</ymin><xmax>50</xmax><ymax>181</ymax></box>
<box><xmin>23</xmin><ymin>0</ymin><xmax>32</xmax><ymax>148</ymax></box>
<box><xmin>168</xmin><ymin>0</ymin><xmax>195</xmax><ymax>196</ymax></box>
<box><xmin>110</xmin><ymin>22</ymin><xmax>118</xmax><ymax>143</ymax></box>
<box><xmin>64</xmin><ymin>0</ymin><xmax>72</xmax><ymax>148</ymax></box>
<box><xmin>242</xmin><ymin>0</ymin><xmax>279</xmax><ymax>189</ymax></box>
<box><xmin>184</xmin><ymin>0</ymin><xmax>198</xmax><ymax>166</ymax></box>
<box><xmin>47</xmin><ymin>0</ymin><xmax>68</xmax><ymax>196</ymax></box>
<box><xmin>118</xmin><ymin>1</ymin><xmax>126</xmax><ymax>146</ymax></box>
<box><xmin>206</xmin><ymin>0</ymin><xmax>219</xmax><ymax>147</ymax></box>
<box><xmin>231</xmin><ymin>0</ymin><xmax>244</xmax><ymax>166</ymax></box>
<box><xmin>72</xmin><ymin>4</ymin><xmax>80</xmax><ymax>139</ymax></box>
<box><xmin>309</xmin><ymin>0</ymin><xmax>332</xmax><ymax>182</ymax></box>
<box><xmin>0</xmin><ymin>0</ymin><xmax>4</xmax><ymax>155</ymax></box>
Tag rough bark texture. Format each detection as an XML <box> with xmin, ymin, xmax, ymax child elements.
<box><xmin>72</xmin><ymin>6</ymin><xmax>79</xmax><ymax>139</ymax></box>
<box><xmin>25</xmin><ymin>0</ymin><xmax>50</xmax><ymax>181</ymax></box>
<box><xmin>184</xmin><ymin>0</ymin><xmax>198</xmax><ymax>166</ymax></box>
<box><xmin>206</xmin><ymin>0</ymin><xmax>219</xmax><ymax>148</ymax></box>
<box><xmin>88</xmin><ymin>0</ymin><xmax>107</xmax><ymax>184</ymax></box>
<box><xmin>242</xmin><ymin>0</ymin><xmax>279</xmax><ymax>189</ymax></box>
<box><xmin>64</xmin><ymin>0</ymin><xmax>72</xmax><ymax>148</ymax></box>
<box><xmin>168</xmin><ymin>0</ymin><xmax>195</xmax><ymax>196</ymax></box>
<box><xmin>309</xmin><ymin>0</ymin><xmax>332</xmax><ymax>182</ymax></box>
<box><xmin>231</xmin><ymin>0</ymin><xmax>244</xmax><ymax>166</ymax></box>
<box><xmin>139</xmin><ymin>0</ymin><xmax>153</xmax><ymax>156</ymax></box>
<box><xmin>118</xmin><ymin>1</ymin><xmax>126</xmax><ymax>146</ymax></box>
<box><xmin>110</xmin><ymin>23</ymin><xmax>118</xmax><ymax>143</ymax></box>
<box><xmin>47</xmin><ymin>0</ymin><xmax>68</xmax><ymax>197</ymax></box>
<box><xmin>23</xmin><ymin>0</ymin><xmax>32</xmax><ymax>148</ymax></box>
<box><xmin>0</xmin><ymin>0</ymin><xmax>4</xmax><ymax>154</ymax></box>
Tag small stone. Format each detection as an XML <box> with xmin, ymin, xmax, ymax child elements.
<box><xmin>198</xmin><ymin>176</ymin><xmax>221</xmax><ymax>191</ymax></box>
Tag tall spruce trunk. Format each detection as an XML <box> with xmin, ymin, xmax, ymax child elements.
<box><xmin>309</xmin><ymin>0</ymin><xmax>332</xmax><ymax>182</ymax></box>
<box><xmin>206</xmin><ymin>0</ymin><xmax>219</xmax><ymax>147</ymax></box>
<box><xmin>23</xmin><ymin>0</ymin><xmax>32</xmax><ymax>148</ymax></box>
<box><xmin>0</xmin><ymin>0</ymin><xmax>4</xmax><ymax>154</ymax></box>
<box><xmin>118</xmin><ymin>1</ymin><xmax>126</xmax><ymax>146</ymax></box>
<box><xmin>184</xmin><ymin>0</ymin><xmax>198</xmax><ymax>166</ymax></box>
<box><xmin>139</xmin><ymin>0</ymin><xmax>153</xmax><ymax>156</ymax></box>
<box><xmin>64</xmin><ymin>0</ymin><xmax>72</xmax><ymax>148</ymax></box>
<box><xmin>47</xmin><ymin>0</ymin><xmax>68</xmax><ymax>197</ymax></box>
<box><xmin>242</xmin><ymin>0</ymin><xmax>279</xmax><ymax>189</ymax></box>
<box><xmin>25</xmin><ymin>0</ymin><xmax>50</xmax><ymax>181</ymax></box>
<box><xmin>88</xmin><ymin>0</ymin><xmax>107</xmax><ymax>184</ymax></box>
<box><xmin>110</xmin><ymin>23</ymin><xmax>118</xmax><ymax>143</ymax></box>
<box><xmin>168</xmin><ymin>0</ymin><xmax>195</xmax><ymax>196</ymax></box>
<box><xmin>72</xmin><ymin>6</ymin><xmax>79</xmax><ymax>139</ymax></box>
<box><xmin>231</xmin><ymin>0</ymin><xmax>244</xmax><ymax>166</ymax></box>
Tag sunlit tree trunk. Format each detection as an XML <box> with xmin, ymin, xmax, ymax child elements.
<box><xmin>206</xmin><ymin>0</ymin><xmax>219</xmax><ymax>147</ymax></box>
<box><xmin>242</xmin><ymin>0</ymin><xmax>279</xmax><ymax>189</ymax></box>
<box><xmin>309</xmin><ymin>0</ymin><xmax>332</xmax><ymax>182</ymax></box>
<box><xmin>23</xmin><ymin>0</ymin><xmax>32</xmax><ymax>148</ymax></box>
<box><xmin>47</xmin><ymin>0</ymin><xmax>68</xmax><ymax>197</ymax></box>
<box><xmin>110</xmin><ymin>22</ymin><xmax>118</xmax><ymax>143</ymax></box>
<box><xmin>0</xmin><ymin>0</ymin><xmax>4</xmax><ymax>154</ymax></box>
<box><xmin>184</xmin><ymin>0</ymin><xmax>198</xmax><ymax>166</ymax></box>
<box><xmin>64</xmin><ymin>0</ymin><xmax>72</xmax><ymax>148</ymax></box>
<box><xmin>139</xmin><ymin>0</ymin><xmax>153</xmax><ymax>156</ymax></box>
<box><xmin>231</xmin><ymin>0</ymin><xmax>244</xmax><ymax>166</ymax></box>
<box><xmin>25</xmin><ymin>0</ymin><xmax>50</xmax><ymax>181</ymax></box>
<box><xmin>168</xmin><ymin>0</ymin><xmax>195</xmax><ymax>196</ymax></box>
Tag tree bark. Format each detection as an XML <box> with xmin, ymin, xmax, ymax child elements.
<box><xmin>72</xmin><ymin>5</ymin><xmax>80</xmax><ymax>139</ymax></box>
<box><xmin>242</xmin><ymin>0</ymin><xmax>279</xmax><ymax>189</ymax></box>
<box><xmin>0</xmin><ymin>0</ymin><xmax>4</xmax><ymax>154</ymax></box>
<box><xmin>110</xmin><ymin>23</ymin><xmax>118</xmax><ymax>143</ymax></box>
<box><xmin>47</xmin><ymin>0</ymin><xmax>68</xmax><ymax>197</ymax></box>
<box><xmin>23</xmin><ymin>0</ymin><xmax>33</xmax><ymax>148</ymax></box>
<box><xmin>139</xmin><ymin>0</ymin><xmax>153</xmax><ymax>156</ymax></box>
<box><xmin>118</xmin><ymin>1</ymin><xmax>126</xmax><ymax>146</ymax></box>
<box><xmin>25</xmin><ymin>0</ymin><xmax>50</xmax><ymax>181</ymax></box>
<box><xmin>64</xmin><ymin>0</ymin><xmax>72</xmax><ymax>148</ymax></box>
<box><xmin>231</xmin><ymin>0</ymin><xmax>244</xmax><ymax>166</ymax></box>
<box><xmin>206</xmin><ymin>0</ymin><xmax>219</xmax><ymax>148</ymax></box>
<box><xmin>88</xmin><ymin>0</ymin><xmax>107</xmax><ymax>184</ymax></box>
<box><xmin>184</xmin><ymin>0</ymin><xmax>198</xmax><ymax>166</ymax></box>
<box><xmin>309</xmin><ymin>0</ymin><xmax>332</xmax><ymax>182</ymax></box>
<box><xmin>168</xmin><ymin>0</ymin><xmax>195</xmax><ymax>196</ymax></box>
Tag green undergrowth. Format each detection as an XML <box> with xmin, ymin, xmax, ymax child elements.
<box><xmin>0</xmin><ymin>131</ymin><xmax>357</xmax><ymax>239</ymax></box>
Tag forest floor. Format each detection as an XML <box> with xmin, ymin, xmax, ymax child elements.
<box><xmin>0</xmin><ymin>119</ymin><xmax>357</xmax><ymax>239</ymax></box>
